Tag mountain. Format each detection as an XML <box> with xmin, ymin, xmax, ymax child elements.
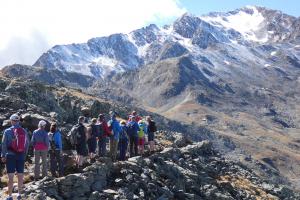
<box><xmin>2</xmin><ymin>5</ymin><xmax>300</xmax><ymax>190</ymax></box>
<box><xmin>32</xmin><ymin>6</ymin><xmax>300</xmax><ymax>79</ymax></box>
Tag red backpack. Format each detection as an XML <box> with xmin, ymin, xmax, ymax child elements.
<box><xmin>10</xmin><ymin>128</ymin><xmax>27</xmax><ymax>153</ymax></box>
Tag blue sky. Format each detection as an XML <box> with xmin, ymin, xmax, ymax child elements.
<box><xmin>180</xmin><ymin>0</ymin><xmax>299</xmax><ymax>17</ymax></box>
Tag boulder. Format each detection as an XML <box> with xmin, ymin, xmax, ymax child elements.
<box><xmin>21</xmin><ymin>113</ymin><xmax>51</xmax><ymax>131</ymax></box>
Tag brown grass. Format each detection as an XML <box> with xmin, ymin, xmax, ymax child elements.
<box><xmin>218</xmin><ymin>175</ymin><xmax>279</xmax><ymax>200</ymax></box>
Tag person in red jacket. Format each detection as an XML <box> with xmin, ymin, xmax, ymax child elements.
<box><xmin>130</xmin><ymin>111</ymin><xmax>142</xmax><ymax>123</ymax></box>
<box><xmin>97</xmin><ymin>114</ymin><xmax>111</xmax><ymax>157</ymax></box>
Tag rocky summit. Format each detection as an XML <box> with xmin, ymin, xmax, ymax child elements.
<box><xmin>3</xmin><ymin>134</ymin><xmax>299</xmax><ymax>200</ymax></box>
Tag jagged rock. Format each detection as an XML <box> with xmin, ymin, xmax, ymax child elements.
<box><xmin>21</xmin><ymin>113</ymin><xmax>51</xmax><ymax>131</ymax></box>
<box><xmin>88</xmin><ymin>191</ymin><xmax>101</xmax><ymax>200</ymax></box>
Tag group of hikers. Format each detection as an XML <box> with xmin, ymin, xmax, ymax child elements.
<box><xmin>0</xmin><ymin>111</ymin><xmax>157</xmax><ymax>200</ymax></box>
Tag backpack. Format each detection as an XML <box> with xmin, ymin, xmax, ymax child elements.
<box><xmin>138</xmin><ymin>126</ymin><xmax>145</xmax><ymax>138</ymax></box>
<box><xmin>92</xmin><ymin>124</ymin><xmax>104</xmax><ymax>138</ymax></box>
<box><xmin>68</xmin><ymin>124</ymin><xmax>81</xmax><ymax>145</ymax></box>
<box><xmin>149</xmin><ymin>121</ymin><xmax>157</xmax><ymax>132</ymax></box>
<box><xmin>10</xmin><ymin>128</ymin><xmax>27</xmax><ymax>153</ymax></box>
<box><xmin>127</xmin><ymin>122</ymin><xmax>136</xmax><ymax>137</ymax></box>
<box><xmin>49</xmin><ymin>132</ymin><xmax>57</xmax><ymax>151</ymax></box>
<box><xmin>120</xmin><ymin>126</ymin><xmax>128</xmax><ymax>140</ymax></box>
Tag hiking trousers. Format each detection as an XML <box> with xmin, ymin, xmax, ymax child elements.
<box><xmin>98</xmin><ymin>137</ymin><xmax>107</xmax><ymax>157</ymax></box>
<box><xmin>34</xmin><ymin>150</ymin><xmax>48</xmax><ymax>179</ymax></box>
<box><xmin>119</xmin><ymin>138</ymin><xmax>128</xmax><ymax>161</ymax></box>
<box><xmin>50</xmin><ymin>150</ymin><xmax>64</xmax><ymax>177</ymax></box>
<box><xmin>129</xmin><ymin>136</ymin><xmax>138</xmax><ymax>157</ymax></box>
<box><xmin>110</xmin><ymin>138</ymin><xmax>118</xmax><ymax>161</ymax></box>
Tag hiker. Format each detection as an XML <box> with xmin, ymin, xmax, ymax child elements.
<box><xmin>48</xmin><ymin>123</ymin><xmax>63</xmax><ymax>177</ymax></box>
<box><xmin>87</xmin><ymin>118</ymin><xmax>98</xmax><ymax>163</ymax></box>
<box><xmin>74</xmin><ymin>116</ymin><xmax>88</xmax><ymax>171</ymax></box>
<box><xmin>32</xmin><ymin>120</ymin><xmax>49</xmax><ymax>180</ymax></box>
<box><xmin>97</xmin><ymin>114</ymin><xmax>111</xmax><ymax>157</ymax></box>
<box><xmin>1</xmin><ymin>114</ymin><xmax>29</xmax><ymax>200</ymax></box>
<box><xmin>146</xmin><ymin>116</ymin><xmax>157</xmax><ymax>153</ymax></box>
<box><xmin>130</xmin><ymin>111</ymin><xmax>142</xmax><ymax>123</ymax></box>
<box><xmin>108</xmin><ymin>111</ymin><xmax>121</xmax><ymax>162</ymax></box>
<box><xmin>127</xmin><ymin>115</ymin><xmax>139</xmax><ymax>157</ymax></box>
<box><xmin>119</xmin><ymin>120</ymin><xmax>129</xmax><ymax>161</ymax></box>
<box><xmin>138</xmin><ymin>120</ymin><xmax>147</xmax><ymax>155</ymax></box>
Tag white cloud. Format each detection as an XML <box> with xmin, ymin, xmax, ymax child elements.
<box><xmin>0</xmin><ymin>0</ymin><xmax>185</xmax><ymax>67</ymax></box>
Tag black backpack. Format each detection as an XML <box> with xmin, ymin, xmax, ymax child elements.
<box><xmin>92</xmin><ymin>124</ymin><xmax>104</xmax><ymax>137</ymax></box>
<box><xmin>149</xmin><ymin>121</ymin><xmax>157</xmax><ymax>132</ymax></box>
<box><xmin>127</xmin><ymin>122</ymin><xmax>136</xmax><ymax>137</ymax></box>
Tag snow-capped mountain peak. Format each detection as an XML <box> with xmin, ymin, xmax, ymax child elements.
<box><xmin>33</xmin><ymin>6</ymin><xmax>300</xmax><ymax>78</ymax></box>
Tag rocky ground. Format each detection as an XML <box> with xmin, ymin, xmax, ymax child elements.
<box><xmin>1</xmin><ymin>132</ymin><xmax>298</xmax><ymax>200</ymax></box>
<box><xmin>0</xmin><ymin>76</ymin><xmax>299</xmax><ymax>199</ymax></box>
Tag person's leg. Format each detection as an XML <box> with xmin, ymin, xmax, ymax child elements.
<box><xmin>5</xmin><ymin>154</ymin><xmax>16</xmax><ymax>197</ymax></box>
<box><xmin>7</xmin><ymin>173</ymin><xmax>14</xmax><ymax>197</ymax></box>
<box><xmin>56</xmin><ymin>150</ymin><xmax>64</xmax><ymax>177</ymax></box>
<box><xmin>41</xmin><ymin>150</ymin><xmax>48</xmax><ymax>178</ymax></box>
<box><xmin>109</xmin><ymin>138</ymin><xmax>114</xmax><ymax>158</ymax></box>
<box><xmin>110</xmin><ymin>139</ymin><xmax>114</xmax><ymax>160</ymax></box>
<box><xmin>102</xmin><ymin>137</ymin><xmax>107</xmax><ymax>157</ymax></box>
<box><xmin>124</xmin><ymin>140</ymin><xmax>128</xmax><ymax>160</ymax></box>
<box><xmin>113</xmin><ymin>140</ymin><xmax>118</xmax><ymax>161</ymax></box>
<box><xmin>120</xmin><ymin>140</ymin><xmax>125</xmax><ymax>160</ymax></box>
<box><xmin>91</xmin><ymin>138</ymin><xmax>96</xmax><ymax>160</ymax></box>
<box><xmin>129</xmin><ymin>136</ymin><xmax>134</xmax><ymax>157</ymax></box>
<box><xmin>134</xmin><ymin>137</ymin><xmax>139</xmax><ymax>156</ymax></box>
<box><xmin>34</xmin><ymin>150</ymin><xmax>41</xmax><ymax>179</ymax></box>
<box><xmin>78</xmin><ymin>155</ymin><xmax>83</xmax><ymax>166</ymax></box>
<box><xmin>121</xmin><ymin>139</ymin><xmax>128</xmax><ymax>160</ymax></box>
<box><xmin>150</xmin><ymin>141</ymin><xmax>155</xmax><ymax>152</ymax></box>
<box><xmin>15</xmin><ymin>153</ymin><xmax>25</xmax><ymax>195</ymax></box>
<box><xmin>148</xmin><ymin>132</ymin><xmax>154</xmax><ymax>152</ymax></box>
<box><xmin>49</xmin><ymin>151</ymin><xmax>56</xmax><ymax>177</ymax></box>
<box><xmin>140</xmin><ymin>138</ymin><xmax>144</xmax><ymax>155</ymax></box>
<box><xmin>17</xmin><ymin>173</ymin><xmax>24</xmax><ymax>194</ymax></box>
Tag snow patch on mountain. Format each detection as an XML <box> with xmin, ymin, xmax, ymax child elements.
<box><xmin>201</xmin><ymin>6</ymin><xmax>268</xmax><ymax>43</ymax></box>
<box><xmin>271</xmin><ymin>51</ymin><xmax>277</xmax><ymax>56</ymax></box>
<box><xmin>224</xmin><ymin>60</ymin><xmax>231</xmax><ymax>65</ymax></box>
<box><xmin>264</xmin><ymin>63</ymin><xmax>271</xmax><ymax>67</ymax></box>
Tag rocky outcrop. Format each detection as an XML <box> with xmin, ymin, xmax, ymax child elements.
<box><xmin>17</xmin><ymin>139</ymin><xmax>299</xmax><ymax>200</ymax></box>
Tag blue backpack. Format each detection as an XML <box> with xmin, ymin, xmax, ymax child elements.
<box><xmin>120</xmin><ymin>126</ymin><xmax>128</xmax><ymax>140</ymax></box>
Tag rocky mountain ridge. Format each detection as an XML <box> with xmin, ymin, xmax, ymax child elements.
<box><xmin>2</xmin><ymin>132</ymin><xmax>299</xmax><ymax>200</ymax></box>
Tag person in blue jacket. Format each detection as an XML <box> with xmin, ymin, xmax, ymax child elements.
<box><xmin>48</xmin><ymin>122</ymin><xmax>64</xmax><ymax>177</ymax></box>
<box><xmin>108</xmin><ymin>111</ymin><xmax>121</xmax><ymax>162</ymax></box>
<box><xmin>1</xmin><ymin>114</ymin><xmax>29</xmax><ymax>200</ymax></box>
